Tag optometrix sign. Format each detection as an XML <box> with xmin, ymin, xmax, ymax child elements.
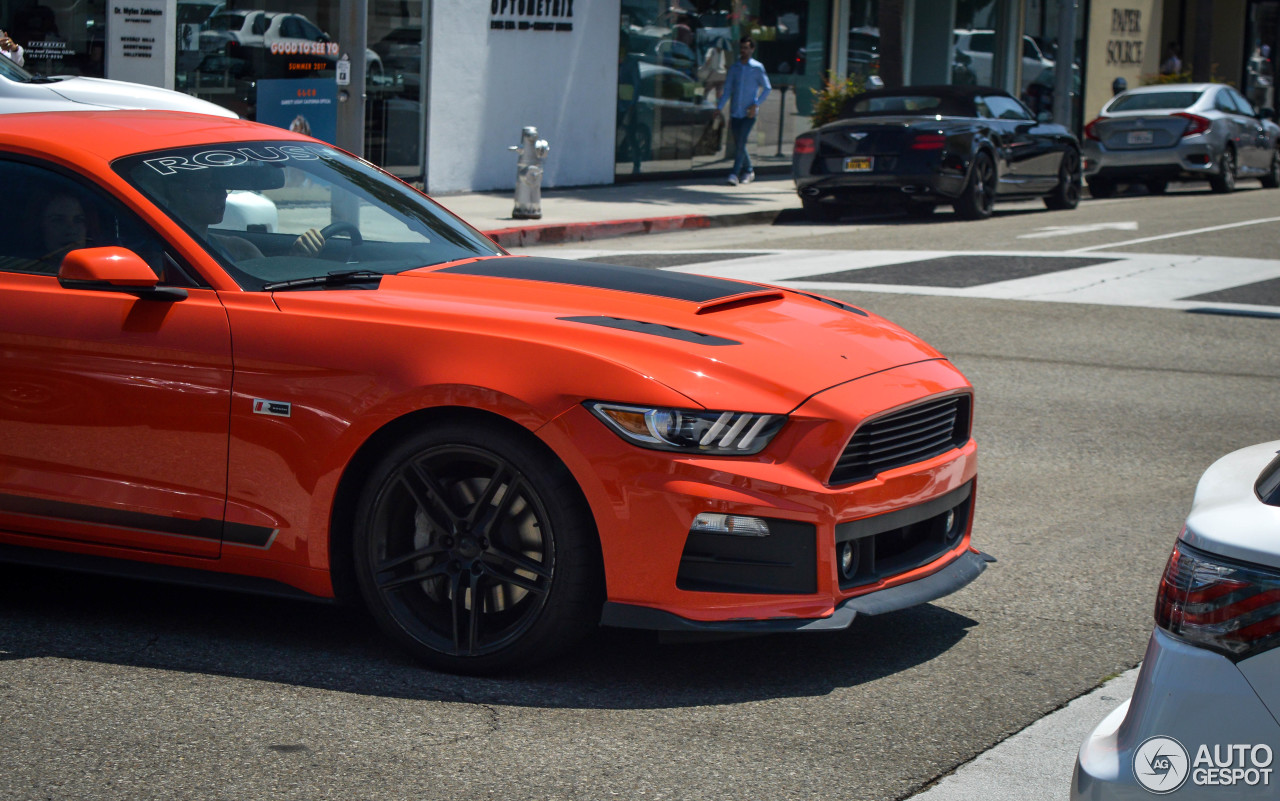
<box><xmin>489</xmin><ymin>0</ymin><xmax>574</xmax><ymax>31</ymax></box>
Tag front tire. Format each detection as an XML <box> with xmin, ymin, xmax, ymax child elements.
<box><xmin>1044</xmin><ymin>148</ymin><xmax>1082</xmax><ymax>210</ymax></box>
<box><xmin>1262</xmin><ymin>150</ymin><xmax>1280</xmax><ymax>188</ymax></box>
<box><xmin>1209</xmin><ymin>148</ymin><xmax>1237</xmax><ymax>193</ymax></box>
<box><xmin>954</xmin><ymin>152</ymin><xmax>996</xmax><ymax>220</ymax></box>
<box><xmin>352</xmin><ymin>423</ymin><xmax>601</xmax><ymax>674</ymax></box>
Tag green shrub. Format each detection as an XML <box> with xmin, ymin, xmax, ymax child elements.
<box><xmin>810</xmin><ymin>73</ymin><xmax>867</xmax><ymax>128</ymax></box>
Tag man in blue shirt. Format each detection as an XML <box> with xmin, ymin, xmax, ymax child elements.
<box><xmin>717</xmin><ymin>35</ymin><xmax>771</xmax><ymax>185</ymax></box>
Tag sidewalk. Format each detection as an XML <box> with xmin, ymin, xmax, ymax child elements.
<box><xmin>429</xmin><ymin>173</ymin><xmax>799</xmax><ymax>248</ymax></box>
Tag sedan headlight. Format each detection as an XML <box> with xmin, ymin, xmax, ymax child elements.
<box><xmin>586</xmin><ymin>402</ymin><xmax>786</xmax><ymax>455</ymax></box>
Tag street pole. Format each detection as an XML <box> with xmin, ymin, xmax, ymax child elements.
<box><xmin>1052</xmin><ymin>0</ymin><xmax>1077</xmax><ymax>132</ymax></box>
<box><xmin>336</xmin><ymin>0</ymin><xmax>368</xmax><ymax>158</ymax></box>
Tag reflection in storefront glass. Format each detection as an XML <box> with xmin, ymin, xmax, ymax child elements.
<box><xmin>616</xmin><ymin>0</ymin><xmax>818</xmax><ymax>178</ymax></box>
<box><xmin>1</xmin><ymin>0</ymin><xmax>106</xmax><ymax>77</ymax></box>
<box><xmin>168</xmin><ymin>1</ymin><xmax>422</xmax><ymax>175</ymax></box>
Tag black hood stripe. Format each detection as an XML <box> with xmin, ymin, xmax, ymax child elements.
<box><xmin>437</xmin><ymin>257</ymin><xmax>761</xmax><ymax>303</ymax></box>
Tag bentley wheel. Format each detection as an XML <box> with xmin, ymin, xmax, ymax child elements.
<box><xmin>1262</xmin><ymin>150</ymin><xmax>1280</xmax><ymax>189</ymax></box>
<box><xmin>353</xmin><ymin>423</ymin><xmax>601</xmax><ymax>673</ymax></box>
<box><xmin>954</xmin><ymin>152</ymin><xmax>995</xmax><ymax>220</ymax></box>
<box><xmin>1044</xmin><ymin>149</ymin><xmax>1082</xmax><ymax>210</ymax></box>
<box><xmin>1209</xmin><ymin>148</ymin><xmax>1237</xmax><ymax>193</ymax></box>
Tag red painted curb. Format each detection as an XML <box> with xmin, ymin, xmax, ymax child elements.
<box><xmin>482</xmin><ymin>213</ymin><xmax>714</xmax><ymax>248</ymax></box>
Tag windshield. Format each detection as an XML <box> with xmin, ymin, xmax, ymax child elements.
<box><xmin>0</xmin><ymin>51</ymin><xmax>34</xmax><ymax>81</ymax></box>
<box><xmin>1109</xmin><ymin>90</ymin><xmax>1204</xmax><ymax>111</ymax></box>
<box><xmin>113</xmin><ymin>141</ymin><xmax>502</xmax><ymax>291</ymax></box>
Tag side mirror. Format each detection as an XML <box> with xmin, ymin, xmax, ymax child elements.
<box><xmin>58</xmin><ymin>247</ymin><xmax>187</xmax><ymax>301</ymax></box>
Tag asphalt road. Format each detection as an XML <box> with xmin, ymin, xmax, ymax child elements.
<box><xmin>3</xmin><ymin>185</ymin><xmax>1279</xmax><ymax>800</ymax></box>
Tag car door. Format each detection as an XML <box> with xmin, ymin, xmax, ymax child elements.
<box><xmin>0</xmin><ymin>157</ymin><xmax>234</xmax><ymax>558</ymax></box>
<box><xmin>979</xmin><ymin>93</ymin><xmax>1056</xmax><ymax>189</ymax></box>
<box><xmin>1226</xmin><ymin>87</ymin><xmax>1269</xmax><ymax>170</ymax></box>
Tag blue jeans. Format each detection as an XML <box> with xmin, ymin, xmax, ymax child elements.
<box><xmin>729</xmin><ymin>115</ymin><xmax>756</xmax><ymax>178</ymax></box>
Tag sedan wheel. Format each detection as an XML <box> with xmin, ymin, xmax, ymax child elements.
<box><xmin>1262</xmin><ymin>150</ymin><xmax>1280</xmax><ymax>189</ymax></box>
<box><xmin>1209</xmin><ymin>148</ymin><xmax>1237</xmax><ymax>193</ymax></box>
<box><xmin>353</xmin><ymin>423</ymin><xmax>600</xmax><ymax>673</ymax></box>
<box><xmin>1044</xmin><ymin>149</ymin><xmax>1082</xmax><ymax>210</ymax></box>
<box><xmin>954</xmin><ymin>152</ymin><xmax>996</xmax><ymax>220</ymax></box>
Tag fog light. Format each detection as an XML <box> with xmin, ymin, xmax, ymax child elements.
<box><xmin>691</xmin><ymin>513</ymin><xmax>770</xmax><ymax>537</ymax></box>
<box><xmin>839</xmin><ymin>541</ymin><xmax>857</xmax><ymax>578</ymax></box>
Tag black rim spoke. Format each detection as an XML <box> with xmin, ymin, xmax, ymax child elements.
<box><xmin>378</xmin><ymin>560</ymin><xmax>450</xmax><ymax>591</ymax></box>
<box><xmin>376</xmin><ymin>543</ymin><xmax>448</xmax><ymax>574</ymax></box>
<box><xmin>485</xmin><ymin>544</ymin><xmax>552</xmax><ymax>580</ymax></box>
<box><xmin>480</xmin><ymin>558</ymin><xmax>547</xmax><ymax>594</ymax></box>
<box><xmin>467</xmin><ymin>570</ymin><xmax>483</xmax><ymax>655</ymax></box>
<box><xmin>464</xmin><ymin>462</ymin><xmax>517</xmax><ymax>532</ymax></box>
<box><xmin>399</xmin><ymin>460</ymin><xmax>460</xmax><ymax>534</ymax></box>
<box><xmin>449</xmin><ymin>569</ymin><xmax>466</xmax><ymax>654</ymax></box>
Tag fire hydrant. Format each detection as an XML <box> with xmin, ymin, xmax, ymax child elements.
<box><xmin>509</xmin><ymin>126</ymin><xmax>550</xmax><ymax>219</ymax></box>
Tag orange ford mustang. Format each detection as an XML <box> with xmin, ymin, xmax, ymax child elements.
<box><xmin>0</xmin><ymin>112</ymin><xmax>987</xmax><ymax>673</ymax></box>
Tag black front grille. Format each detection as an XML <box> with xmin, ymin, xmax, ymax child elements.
<box><xmin>835</xmin><ymin>481</ymin><xmax>972</xmax><ymax>590</ymax></box>
<box><xmin>831</xmin><ymin>395</ymin><xmax>971</xmax><ymax>486</ymax></box>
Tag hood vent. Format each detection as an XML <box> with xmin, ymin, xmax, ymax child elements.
<box><xmin>559</xmin><ymin>316</ymin><xmax>740</xmax><ymax>346</ymax></box>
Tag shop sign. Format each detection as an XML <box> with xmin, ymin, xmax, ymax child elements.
<box><xmin>107</xmin><ymin>0</ymin><xmax>172</xmax><ymax>88</ymax></box>
<box><xmin>489</xmin><ymin>0</ymin><xmax>574</xmax><ymax>32</ymax></box>
<box><xmin>1107</xmin><ymin>8</ymin><xmax>1145</xmax><ymax>66</ymax></box>
<box><xmin>257</xmin><ymin>78</ymin><xmax>338</xmax><ymax>145</ymax></box>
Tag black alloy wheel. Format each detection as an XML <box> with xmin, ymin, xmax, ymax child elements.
<box><xmin>1086</xmin><ymin>177</ymin><xmax>1115</xmax><ymax>198</ymax></box>
<box><xmin>1044</xmin><ymin>149</ymin><xmax>1083</xmax><ymax>210</ymax></box>
<box><xmin>954</xmin><ymin>152</ymin><xmax>996</xmax><ymax>220</ymax></box>
<box><xmin>1262</xmin><ymin>150</ymin><xmax>1280</xmax><ymax>189</ymax></box>
<box><xmin>353</xmin><ymin>424</ymin><xmax>600</xmax><ymax>673</ymax></box>
<box><xmin>1209</xmin><ymin>148</ymin><xmax>1237</xmax><ymax>193</ymax></box>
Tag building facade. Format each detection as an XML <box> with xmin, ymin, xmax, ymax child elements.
<box><xmin>0</xmin><ymin>0</ymin><xmax>1271</xmax><ymax>193</ymax></box>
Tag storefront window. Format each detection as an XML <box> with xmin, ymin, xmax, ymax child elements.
<box><xmin>2</xmin><ymin>0</ymin><xmax>107</xmax><ymax>76</ymax></box>
<box><xmin>617</xmin><ymin>0</ymin><xmax>821</xmax><ymax>178</ymax></box>
<box><xmin>171</xmin><ymin>0</ymin><xmax>422</xmax><ymax>174</ymax></box>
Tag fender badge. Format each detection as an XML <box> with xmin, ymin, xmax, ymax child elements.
<box><xmin>253</xmin><ymin>399</ymin><xmax>292</xmax><ymax>418</ymax></box>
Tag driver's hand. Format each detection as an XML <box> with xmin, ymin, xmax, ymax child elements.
<box><xmin>292</xmin><ymin>228</ymin><xmax>325</xmax><ymax>256</ymax></box>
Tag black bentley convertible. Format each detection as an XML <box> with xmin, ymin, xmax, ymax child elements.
<box><xmin>792</xmin><ymin>85</ymin><xmax>1082</xmax><ymax>221</ymax></box>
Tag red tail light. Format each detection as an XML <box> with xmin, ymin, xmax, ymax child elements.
<box><xmin>793</xmin><ymin>135</ymin><xmax>816</xmax><ymax>155</ymax></box>
<box><xmin>1155</xmin><ymin>539</ymin><xmax>1280</xmax><ymax>658</ymax></box>
<box><xmin>1083</xmin><ymin>117</ymin><xmax>1103</xmax><ymax>141</ymax></box>
<box><xmin>910</xmin><ymin>133</ymin><xmax>946</xmax><ymax>150</ymax></box>
<box><xmin>1174</xmin><ymin>112</ymin><xmax>1211</xmax><ymax>137</ymax></box>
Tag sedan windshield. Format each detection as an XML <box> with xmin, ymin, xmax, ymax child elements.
<box><xmin>114</xmin><ymin>141</ymin><xmax>502</xmax><ymax>291</ymax></box>
<box><xmin>1109</xmin><ymin>90</ymin><xmax>1203</xmax><ymax>111</ymax></box>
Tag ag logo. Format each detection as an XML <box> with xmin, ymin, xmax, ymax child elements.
<box><xmin>1134</xmin><ymin>736</ymin><xmax>1190</xmax><ymax>794</ymax></box>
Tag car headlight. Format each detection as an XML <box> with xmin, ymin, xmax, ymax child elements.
<box><xmin>586</xmin><ymin>402</ymin><xmax>786</xmax><ymax>455</ymax></box>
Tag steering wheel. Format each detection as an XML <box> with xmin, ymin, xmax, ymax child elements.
<box><xmin>319</xmin><ymin>221</ymin><xmax>363</xmax><ymax>246</ymax></box>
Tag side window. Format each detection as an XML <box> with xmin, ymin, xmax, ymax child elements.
<box><xmin>983</xmin><ymin>94</ymin><xmax>1033</xmax><ymax>121</ymax></box>
<box><xmin>0</xmin><ymin>159</ymin><xmax>198</xmax><ymax>285</ymax></box>
<box><xmin>1023</xmin><ymin>38</ymin><xmax>1040</xmax><ymax>59</ymax></box>
<box><xmin>1214</xmin><ymin>90</ymin><xmax>1238</xmax><ymax>114</ymax></box>
<box><xmin>1229</xmin><ymin>88</ymin><xmax>1256</xmax><ymax>116</ymax></box>
<box><xmin>974</xmin><ymin>97</ymin><xmax>994</xmax><ymax>119</ymax></box>
<box><xmin>970</xmin><ymin>33</ymin><xmax>994</xmax><ymax>54</ymax></box>
<box><xmin>252</xmin><ymin>13</ymin><xmax>269</xmax><ymax>36</ymax></box>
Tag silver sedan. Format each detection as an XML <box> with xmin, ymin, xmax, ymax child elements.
<box><xmin>1082</xmin><ymin>83</ymin><xmax>1280</xmax><ymax>196</ymax></box>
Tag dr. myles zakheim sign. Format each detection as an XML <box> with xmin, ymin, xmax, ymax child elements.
<box><xmin>490</xmin><ymin>0</ymin><xmax>574</xmax><ymax>31</ymax></box>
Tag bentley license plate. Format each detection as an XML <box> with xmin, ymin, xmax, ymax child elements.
<box><xmin>1126</xmin><ymin>130</ymin><xmax>1154</xmax><ymax>145</ymax></box>
<box><xmin>843</xmin><ymin>156</ymin><xmax>874</xmax><ymax>172</ymax></box>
